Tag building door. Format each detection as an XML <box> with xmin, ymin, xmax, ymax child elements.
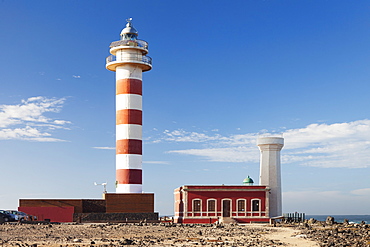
<box><xmin>252</xmin><ymin>200</ymin><xmax>260</xmax><ymax>212</ymax></box>
<box><xmin>222</xmin><ymin>200</ymin><xmax>231</xmax><ymax>217</ymax></box>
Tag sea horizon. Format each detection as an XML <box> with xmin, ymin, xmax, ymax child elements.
<box><xmin>306</xmin><ymin>215</ymin><xmax>370</xmax><ymax>224</ymax></box>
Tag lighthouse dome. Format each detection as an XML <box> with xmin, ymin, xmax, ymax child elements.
<box><xmin>243</xmin><ymin>176</ymin><xmax>254</xmax><ymax>185</ymax></box>
<box><xmin>120</xmin><ymin>18</ymin><xmax>138</xmax><ymax>40</ymax></box>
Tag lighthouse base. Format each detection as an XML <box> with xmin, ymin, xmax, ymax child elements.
<box><xmin>103</xmin><ymin>193</ymin><xmax>154</xmax><ymax>213</ymax></box>
<box><xmin>18</xmin><ymin>193</ymin><xmax>158</xmax><ymax>223</ymax></box>
<box><xmin>73</xmin><ymin>212</ymin><xmax>159</xmax><ymax>223</ymax></box>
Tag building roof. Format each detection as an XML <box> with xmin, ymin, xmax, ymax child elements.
<box><xmin>174</xmin><ymin>185</ymin><xmax>268</xmax><ymax>192</ymax></box>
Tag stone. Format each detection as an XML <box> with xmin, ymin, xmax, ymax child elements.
<box><xmin>326</xmin><ymin>216</ymin><xmax>335</xmax><ymax>225</ymax></box>
<box><xmin>343</xmin><ymin>219</ymin><xmax>349</xmax><ymax>225</ymax></box>
<box><xmin>308</xmin><ymin>218</ymin><xmax>316</xmax><ymax>224</ymax></box>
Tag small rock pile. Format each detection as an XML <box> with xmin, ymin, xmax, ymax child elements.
<box><xmin>293</xmin><ymin>216</ymin><xmax>370</xmax><ymax>247</ymax></box>
<box><xmin>303</xmin><ymin>225</ymin><xmax>370</xmax><ymax>246</ymax></box>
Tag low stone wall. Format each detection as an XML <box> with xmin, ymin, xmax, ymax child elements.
<box><xmin>73</xmin><ymin>212</ymin><xmax>159</xmax><ymax>223</ymax></box>
<box><xmin>82</xmin><ymin>199</ymin><xmax>106</xmax><ymax>213</ymax></box>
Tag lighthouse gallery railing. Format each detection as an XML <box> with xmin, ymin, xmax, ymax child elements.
<box><xmin>106</xmin><ymin>55</ymin><xmax>152</xmax><ymax>66</ymax></box>
<box><xmin>109</xmin><ymin>39</ymin><xmax>148</xmax><ymax>50</ymax></box>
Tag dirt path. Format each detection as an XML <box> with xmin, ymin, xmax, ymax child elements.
<box><xmin>263</xmin><ymin>226</ymin><xmax>319</xmax><ymax>246</ymax></box>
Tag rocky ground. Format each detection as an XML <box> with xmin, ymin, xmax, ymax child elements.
<box><xmin>0</xmin><ymin>220</ymin><xmax>368</xmax><ymax>246</ymax></box>
<box><xmin>299</xmin><ymin>221</ymin><xmax>370</xmax><ymax>247</ymax></box>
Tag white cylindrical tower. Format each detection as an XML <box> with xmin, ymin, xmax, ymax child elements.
<box><xmin>106</xmin><ymin>18</ymin><xmax>152</xmax><ymax>193</ymax></box>
<box><xmin>257</xmin><ymin>137</ymin><xmax>284</xmax><ymax>217</ymax></box>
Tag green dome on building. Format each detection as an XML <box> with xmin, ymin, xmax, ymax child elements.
<box><xmin>243</xmin><ymin>176</ymin><xmax>254</xmax><ymax>185</ymax></box>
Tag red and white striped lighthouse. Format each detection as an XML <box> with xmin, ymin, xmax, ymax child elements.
<box><xmin>106</xmin><ymin>18</ymin><xmax>152</xmax><ymax>193</ymax></box>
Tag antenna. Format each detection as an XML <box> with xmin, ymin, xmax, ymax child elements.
<box><xmin>94</xmin><ymin>182</ymin><xmax>107</xmax><ymax>194</ymax></box>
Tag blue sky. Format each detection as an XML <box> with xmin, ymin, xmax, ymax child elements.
<box><xmin>1</xmin><ymin>0</ymin><xmax>370</xmax><ymax>215</ymax></box>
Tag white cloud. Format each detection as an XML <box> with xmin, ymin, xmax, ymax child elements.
<box><xmin>161</xmin><ymin>129</ymin><xmax>229</xmax><ymax>143</ymax></box>
<box><xmin>168</xmin><ymin>147</ymin><xmax>259</xmax><ymax>163</ymax></box>
<box><xmin>0</xmin><ymin>97</ymin><xmax>70</xmax><ymax>141</ymax></box>
<box><xmin>283</xmin><ymin>120</ymin><xmax>370</xmax><ymax>149</ymax></box>
<box><xmin>72</xmin><ymin>75</ymin><xmax>81</xmax><ymax>78</ymax></box>
<box><xmin>53</xmin><ymin>120</ymin><xmax>71</xmax><ymax>125</ymax></box>
<box><xmin>92</xmin><ymin>146</ymin><xmax>115</xmax><ymax>150</ymax></box>
<box><xmin>351</xmin><ymin>188</ymin><xmax>370</xmax><ymax>196</ymax></box>
<box><xmin>153</xmin><ymin>119</ymin><xmax>370</xmax><ymax>168</ymax></box>
<box><xmin>284</xmin><ymin>189</ymin><xmax>370</xmax><ymax>214</ymax></box>
<box><xmin>282</xmin><ymin>120</ymin><xmax>370</xmax><ymax>168</ymax></box>
<box><xmin>143</xmin><ymin>161</ymin><xmax>170</xmax><ymax>165</ymax></box>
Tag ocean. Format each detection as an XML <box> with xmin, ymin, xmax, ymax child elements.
<box><xmin>306</xmin><ymin>215</ymin><xmax>370</xmax><ymax>224</ymax></box>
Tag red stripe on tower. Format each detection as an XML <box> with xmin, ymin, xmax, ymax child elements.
<box><xmin>116</xmin><ymin>78</ymin><xmax>142</xmax><ymax>95</ymax></box>
<box><xmin>116</xmin><ymin>109</ymin><xmax>142</xmax><ymax>125</ymax></box>
<box><xmin>116</xmin><ymin>169</ymin><xmax>142</xmax><ymax>184</ymax></box>
<box><xmin>116</xmin><ymin>139</ymin><xmax>142</xmax><ymax>155</ymax></box>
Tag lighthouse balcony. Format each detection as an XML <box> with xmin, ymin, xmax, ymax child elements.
<box><xmin>109</xmin><ymin>39</ymin><xmax>149</xmax><ymax>54</ymax></box>
<box><xmin>106</xmin><ymin>54</ymin><xmax>152</xmax><ymax>72</ymax></box>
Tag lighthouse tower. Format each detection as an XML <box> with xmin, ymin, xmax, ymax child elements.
<box><xmin>106</xmin><ymin>18</ymin><xmax>152</xmax><ymax>193</ymax></box>
<box><xmin>257</xmin><ymin>137</ymin><xmax>284</xmax><ymax>217</ymax></box>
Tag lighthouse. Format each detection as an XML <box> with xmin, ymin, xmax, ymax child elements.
<box><xmin>16</xmin><ymin>19</ymin><xmax>158</xmax><ymax>223</ymax></box>
<box><xmin>106</xmin><ymin>18</ymin><xmax>152</xmax><ymax>193</ymax></box>
<box><xmin>257</xmin><ymin>137</ymin><xmax>284</xmax><ymax>217</ymax></box>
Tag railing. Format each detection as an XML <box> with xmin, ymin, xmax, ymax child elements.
<box><xmin>106</xmin><ymin>54</ymin><xmax>152</xmax><ymax>66</ymax></box>
<box><xmin>106</xmin><ymin>55</ymin><xmax>115</xmax><ymax>63</ymax></box>
<box><xmin>283</xmin><ymin>212</ymin><xmax>305</xmax><ymax>223</ymax></box>
<box><xmin>109</xmin><ymin>39</ymin><xmax>149</xmax><ymax>50</ymax></box>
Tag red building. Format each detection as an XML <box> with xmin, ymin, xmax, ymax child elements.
<box><xmin>174</xmin><ymin>184</ymin><xmax>270</xmax><ymax>224</ymax></box>
<box><xmin>174</xmin><ymin>137</ymin><xmax>284</xmax><ymax>224</ymax></box>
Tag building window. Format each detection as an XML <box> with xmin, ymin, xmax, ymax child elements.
<box><xmin>193</xmin><ymin>199</ymin><xmax>201</xmax><ymax>212</ymax></box>
<box><xmin>207</xmin><ymin>199</ymin><xmax>216</xmax><ymax>212</ymax></box>
<box><xmin>252</xmin><ymin>199</ymin><xmax>260</xmax><ymax>212</ymax></box>
<box><xmin>237</xmin><ymin>199</ymin><xmax>246</xmax><ymax>212</ymax></box>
